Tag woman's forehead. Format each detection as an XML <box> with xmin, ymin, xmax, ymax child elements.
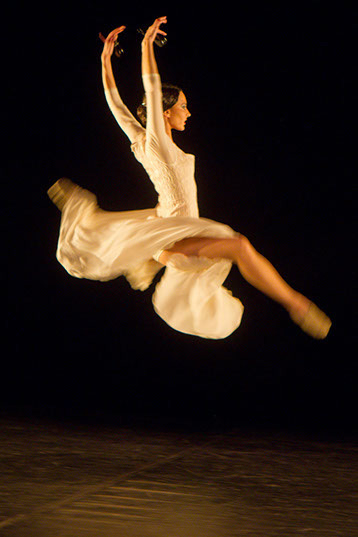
<box><xmin>178</xmin><ymin>91</ymin><xmax>187</xmax><ymax>103</ymax></box>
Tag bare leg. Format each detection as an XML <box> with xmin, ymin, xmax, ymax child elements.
<box><xmin>159</xmin><ymin>236</ymin><xmax>331</xmax><ymax>338</ymax></box>
<box><xmin>160</xmin><ymin>236</ymin><xmax>306</xmax><ymax>312</ymax></box>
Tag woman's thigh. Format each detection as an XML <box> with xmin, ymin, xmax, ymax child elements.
<box><xmin>158</xmin><ymin>236</ymin><xmax>241</xmax><ymax>265</ymax></box>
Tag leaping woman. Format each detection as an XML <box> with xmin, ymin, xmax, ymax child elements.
<box><xmin>48</xmin><ymin>17</ymin><xmax>331</xmax><ymax>340</ymax></box>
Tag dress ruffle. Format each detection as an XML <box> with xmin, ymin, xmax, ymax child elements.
<box><xmin>153</xmin><ymin>254</ymin><xmax>243</xmax><ymax>339</ymax></box>
<box><xmin>54</xmin><ymin>184</ymin><xmax>244</xmax><ymax>339</ymax></box>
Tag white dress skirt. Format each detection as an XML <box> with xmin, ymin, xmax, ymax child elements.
<box><xmin>54</xmin><ymin>183</ymin><xmax>244</xmax><ymax>339</ymax></box>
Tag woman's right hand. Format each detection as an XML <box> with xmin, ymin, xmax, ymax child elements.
<box><xmin>100</xmin><ymin>26</ymin><xmax>126</xmax><ymax>63</ymax></box>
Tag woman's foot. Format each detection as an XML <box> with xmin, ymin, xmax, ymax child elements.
<box><xmin>289</xmin><ymin>299</ymin><xmax>332</xmax><ymax>339</ymax></box>
<box><xmin>47</xmin><ymin>178</ymin><xmax>77</xmax><ymax>211</ymax></box>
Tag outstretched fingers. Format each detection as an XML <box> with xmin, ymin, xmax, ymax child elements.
<box><xmin>107</xmin><ymin>26</ymin><xmax>126</xmax><ymax>40</ymax></box>
<box><xmin>153</xmin><ymin>16</ymin><xmax>167</xmax><ymax>34</ymax></box>
<box><xmin>100</xmin><ymin>26</ymin><xmax>126</xmax><ymax>57</ymax></box>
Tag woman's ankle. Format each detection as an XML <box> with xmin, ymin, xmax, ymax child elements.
<box><xmin>287</xmin><ymin>293</ymin><xmax>311</xmax><ymax>320</ymax></box>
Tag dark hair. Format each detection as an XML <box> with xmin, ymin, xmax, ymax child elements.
<box><xmin>137</xmin><ymin>83</ymin><xmax>182</xmax><ymax>126</ymax></box>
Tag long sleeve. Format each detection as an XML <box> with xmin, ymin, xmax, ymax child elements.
<box><xmin>142</xmin><ymin>73</ymin><xmax>177</xmax><ymax>165</ymax></box>
<box><xmin>105</xmin><ymin>87</ymin><xmax>145</xmax><ymax>144</ymax></box>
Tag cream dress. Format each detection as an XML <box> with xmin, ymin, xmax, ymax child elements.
<box><xmin>50</xmin><ymin>74</ymin><xmax>244</xmax><ymax>339</ymax></box>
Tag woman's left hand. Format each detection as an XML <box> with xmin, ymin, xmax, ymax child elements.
<box><xmin>142</xmin><ymin>16</ymin><xmax>167</xmax><ymax>47</ymax></box>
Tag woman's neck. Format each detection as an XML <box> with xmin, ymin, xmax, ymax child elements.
<box><xmin>164</xmin><ymin>118</ymin><xmax>173</xmax><ymax>141</ymax></box>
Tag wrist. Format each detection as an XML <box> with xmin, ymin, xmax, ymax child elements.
<box><xmin>101</xmin><ymin>55</ymin><xmax>111</xmax><ymax>66</ymax></box>
<box><xmin>141</xmin><ymin>39</ymin><xmax>153</xmax><ymax>50</ymax></box>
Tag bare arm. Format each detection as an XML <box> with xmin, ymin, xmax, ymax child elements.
<box><xmin>101</xmin><ymin>27</ymin><xmax>125</xmax><ymax>91</ymax></box>
<box><xmin>140</xmin><ymin>17</ymin><xmax>176</xmax><ymax>164</ymax></box>
<box><xmin>101</xmin><ymin>27</ymin><xmax>144</xmax><ymax>143</ymax></box>
<box><xmin>141</xmin><ymin>17</ymin><xmax>167</xmax><ymax>75</ymax></box>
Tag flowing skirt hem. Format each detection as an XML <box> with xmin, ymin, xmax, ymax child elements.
<box><xmin>50</xmin><ymin>182</ymin><xmax>244</xmax><ymax>339</ymax></box>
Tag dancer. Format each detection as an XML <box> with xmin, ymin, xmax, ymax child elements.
<box><xmin>48</xmin><ymin>17</ymin><xmax>331</xmax><ymax>339</ymax></box>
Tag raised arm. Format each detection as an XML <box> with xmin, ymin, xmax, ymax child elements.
<box><xmin>141</xmin><ymin>17</ymin><xmax>167</xmax><ymax>75</ymax></box>
<box><xmin>101</xmin><ymin>27</ymin><xmax>144</xmax><ymax>143</ymax></box>
<box><xmin>141</xmin><ymin>17</ymin><xmax>176</xmax><ymax>164</ymax></box>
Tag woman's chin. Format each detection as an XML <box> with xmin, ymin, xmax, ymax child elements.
<box><xmin>172</xmin><ymin>119</ymin><xmax>188</xmax><ymax>131</ymax></box>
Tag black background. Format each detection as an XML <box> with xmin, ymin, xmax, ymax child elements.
<box><xmin>4</xmin><ymin>2</ymin><xmax>355</xmax><ymax>432</ymax></box>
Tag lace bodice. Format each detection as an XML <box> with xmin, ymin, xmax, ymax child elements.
<box><xmin>105</xmin><ymin>74</ymin><xmax>199</xmax><ymax>218</ymax></box>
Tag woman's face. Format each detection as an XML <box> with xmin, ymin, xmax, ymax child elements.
<box><xmin>165</xmin><ymin>91</ymin><xmax>191</xmax><ymax>131</ymax></box>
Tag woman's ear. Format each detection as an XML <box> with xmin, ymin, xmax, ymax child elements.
<box><xmin>163</xmin><ymin>109</ymin><xmax>171</xmax><ymax>118</ymax></box>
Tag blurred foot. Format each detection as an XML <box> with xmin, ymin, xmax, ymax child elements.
<box><xmin>290</xmin><ymin>302</ymin><xmax>332</xmax><ymax>339</ymax></box>
<box><xmin>47</xmin><ymin>178</ymin><xmax>76</xmax><ymax>211</ymax></box>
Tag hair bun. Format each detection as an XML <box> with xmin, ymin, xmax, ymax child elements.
<box><xmin>136</xmin><ymin>83</ymin><xmax>182</xmax><ymax>127</ymax></box>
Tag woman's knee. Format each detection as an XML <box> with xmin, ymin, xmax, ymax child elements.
<box><xmin>234</xmin><ymin>234</ymin><xmax>256</xmax><ymax>260</ymax></box>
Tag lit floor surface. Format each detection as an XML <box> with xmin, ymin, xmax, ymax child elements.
<box><xmin>0</xmin><ymin>415</ymin><xmax>357</xmax><ymax>536</ymax></box>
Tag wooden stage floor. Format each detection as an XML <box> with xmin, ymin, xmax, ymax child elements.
<box><xmin>0</xmin><ymin>415</ymin><xmax>356</xmax><ymax>536</ymax></box>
